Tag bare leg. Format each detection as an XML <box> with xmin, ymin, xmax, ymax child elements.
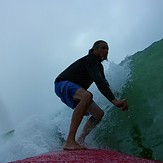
<box><xmin>78</xmin><ymin>102</ymin><xmax>104</xmax><ymax>145</ymax></box>
<box><xmin>63</xmin><ymin>88</ymin><xmax>92</xmax><ymax>150</ymax></box>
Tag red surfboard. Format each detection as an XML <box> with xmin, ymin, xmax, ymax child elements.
<box><xmin>10</xmin><ymin>149</ymin><xmax>162</xmax><ymax>163</ymax></box>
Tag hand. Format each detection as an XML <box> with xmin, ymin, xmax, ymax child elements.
<box><xmin>112</xmin><ymin>99</ymin><xmax>128</xmax><ymax>111</ymax></box>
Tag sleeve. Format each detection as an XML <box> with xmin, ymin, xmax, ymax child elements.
<box><xmin>86</xmin><ymin>57</ymin><xmax>116</xmax><ymax>102</ymax></box>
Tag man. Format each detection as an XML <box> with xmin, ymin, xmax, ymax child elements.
<box><xmin>54</xmin><ymin>40</ymin><xmax>128</xmax><ymax>150</ymax></box>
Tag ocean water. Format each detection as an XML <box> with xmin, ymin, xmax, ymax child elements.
<box><xmin>0</xmin><ymin>39</ymin><xmax>162</xmax><ymax>162</ymax></box>
<box><xmin>93</xmin><ymin>39</ymin><xmax>163</xmax><ymax>161</ymax></box>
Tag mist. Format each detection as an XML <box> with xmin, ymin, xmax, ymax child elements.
<box><xmin>0</xmin><ymin>0</ymin><xmax>163</xmax><ymax>132</ymax></box>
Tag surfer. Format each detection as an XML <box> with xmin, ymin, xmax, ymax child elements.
<box><xmin>54</xmin><ymin>40</ymin><xmax>128</xmax><ymax>150</ymax></box>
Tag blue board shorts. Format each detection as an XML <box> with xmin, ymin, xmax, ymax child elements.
<box><xmin>55</xmin><ymin>81</ymin><xmax>82</xmax><ymax>109</ymax></box>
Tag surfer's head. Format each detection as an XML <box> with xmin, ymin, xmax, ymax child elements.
<box><xmin>89</xmin><ymin>40</ymin><xmax>109</xmax><ymax>61</ymax></box>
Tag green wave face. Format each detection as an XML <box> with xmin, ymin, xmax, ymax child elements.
<box><xmin>94</xmin><ymin>39</ymin><xmax>163</xmax><ymax>161</ymax></box>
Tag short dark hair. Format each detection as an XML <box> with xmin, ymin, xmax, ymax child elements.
<box><xmin>88</xmin><ymin>40</ymin><xmax>107</xmax><ymax>54</ymax></box>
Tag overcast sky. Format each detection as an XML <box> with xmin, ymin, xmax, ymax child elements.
<box><xmin>0</xmin><ymin>0</ymin><xmax>163</xmax><ymax>129</ymax></box>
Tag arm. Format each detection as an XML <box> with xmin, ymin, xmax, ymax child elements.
<box><xmin>86</xmin><ymin>58</ymin><xmax>128</xmax><ymax>111</ymax></box>
<box><xmin>86</xmin><ymin>58</ymin><xmax>114</xmax><ymax>100</ymax></box>
<box><xmin>89</xmin><ymin>65</ymin><xmax>115</xmax><ymax>101</ymax></box>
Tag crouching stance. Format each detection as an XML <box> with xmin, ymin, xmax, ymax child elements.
<box><xmin>54</xmin><ymin>40</ymin><xmax>128</xmax><ymax>150</ymax></box>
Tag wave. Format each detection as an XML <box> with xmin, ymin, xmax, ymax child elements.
<box><xmin>93</xmin><ymin>39</ymin><xmax>163</xmax><ymax>161</ymax></box>
<box><xmin>0</xmin><ymin>39</ymin><xmax>163</xmax><ymax>162</ymax></box>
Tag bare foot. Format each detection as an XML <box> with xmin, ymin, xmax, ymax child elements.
<box><xmin>63</xmin><ymin>141</ymin><xmax>87</xmax><ymax>150</ymax></box>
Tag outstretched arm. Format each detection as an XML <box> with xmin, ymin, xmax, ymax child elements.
<box><xmin>86</xmin><ymin>57</ymin><xmax>128</xmax><ymax>111</ymax></box>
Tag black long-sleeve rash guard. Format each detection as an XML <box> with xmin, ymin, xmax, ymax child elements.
<box><xmin>55</xmin><ymin>53</ymin><xmax>116</xmax><ymax>102</ymax></box>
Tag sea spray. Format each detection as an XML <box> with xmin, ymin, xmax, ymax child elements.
<box><xmin>0</xmin><ymin>114</ymin><xmax>67</xmax><ymax>162</ymax></box>
<box><xmin>0</xmin><ymin>60</ymin><xmax>131</xmax><ymax>163</ymax></box>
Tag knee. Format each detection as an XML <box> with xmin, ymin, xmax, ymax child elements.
<box><xmin>82</xmin><ymin>91</ymin><xmax>93</xmax><ymax>105</ymax></box>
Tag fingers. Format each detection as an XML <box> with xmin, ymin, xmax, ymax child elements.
<box><xmin>120</xmin><ymin>100</ymin><xmax>128</xmax><ymax>111</ymax></box>
<box><xmin>112</xmin><ymin>99</ymin><xmax>128</xmax><ymax>111</ymax></box>
<box><xmin>122</xmin><ymin>101</ymin><xmax>128</xmax><ymax>111</ymax></box>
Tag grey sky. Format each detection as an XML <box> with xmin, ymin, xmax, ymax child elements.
<box><xmin>0</xmin><ymin>0</ymin><xmax>163</xmax><ymax>129</ymax></box>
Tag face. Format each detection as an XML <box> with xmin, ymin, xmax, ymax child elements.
<box><xmin>94</xmin><ymin>42</ymin><xmax>109</xmax><ymax>61</ymax></box>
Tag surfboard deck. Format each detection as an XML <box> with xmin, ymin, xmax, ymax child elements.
<box><xmin>10</xmin><ymin>149</ymin><xmax>162</xmax><ymax>163</ymax></box>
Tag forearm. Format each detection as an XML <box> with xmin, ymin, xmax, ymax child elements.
<box><xmin>97</xmin><ymin>83</ymin><xmax>115</xmax><ymax>102</ymax></box>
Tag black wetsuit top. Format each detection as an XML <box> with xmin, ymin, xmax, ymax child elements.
<box><xmin>55</xmin><ymin>53</ymin><xmax>115</xmax><ymax>102</ymax></box>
